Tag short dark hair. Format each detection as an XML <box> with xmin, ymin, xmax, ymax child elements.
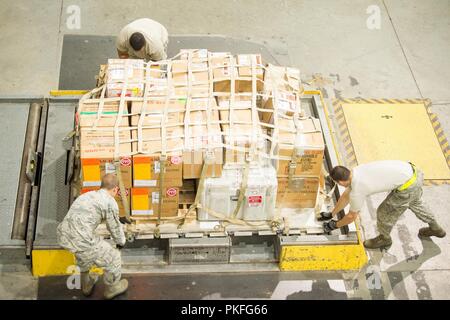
<box><xmin>101</xmin><ymin>173</ymin><xmax>119</xmax><ymax>190</ymax></box>
<box><xmin>330</xmin><ymin>166</ymin><xmax>351</xmax><ymax>182</ymax></box>
<box><xmin>129</xmin><ymin>32</ymin><xmax>146</xmax><ymax>51</ymax></box>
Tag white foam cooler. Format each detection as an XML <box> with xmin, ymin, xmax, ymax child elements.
<box><xmin>198</xmin><ymin>165</ymin><xmax>277</xmax><ymax>221</ymax></box>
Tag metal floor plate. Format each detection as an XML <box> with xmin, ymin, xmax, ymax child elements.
<box><xmin>59</xmin><ymin>34</ymin><xmax>280</xmax><ymax>90</ymax></box>
<box><xmin>0</xmin><ymin>100</ymin><xmax>30</xmax><ymax>247</ymax></box>
<box><xmin>333</xmin><ymin>99</ymin><xmax>450</xmax><ymax>182</ymax></box>
<box><xmin>34</xmin><ymin>100</ymin><xmax>76</xmax><ymax>248</ymax></box>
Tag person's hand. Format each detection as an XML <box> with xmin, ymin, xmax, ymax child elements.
<box><xmin>323</xmin><ymin>220</ymin><xmax>338</xmax><ymax>233</ymax></box>
<box><xmin>318</xmin><ymin>212</ymin><xmax>333</xmax><ymax>221</ymax></box>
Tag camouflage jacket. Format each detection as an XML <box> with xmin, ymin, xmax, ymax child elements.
<box><xmin>57</xmin><ymin>189</ymin><xmax>125</xmax><ymax>252</ymax></box>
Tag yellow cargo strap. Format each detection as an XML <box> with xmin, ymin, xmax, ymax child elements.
<box><xmin>178</xmin><ymin>156</ymin><xmax>210</xmax><ymax>228</ymax></box>
<box><xmin>157</xmin><ymin>155</ymin><xmax>167</xmax><ymax>227</ymax></box>
<box><xmin>397</xmin><ymin>163</ymin><xmax>417</xmax><ymax>191</ymax></box>
<box><xmin>114</xmin><ymin>159</ymin><xmax>131</xmax><ymax>221</ymax></box>
<box><xmin>231</xmin><ymin>161</ymin><xmax>250</xmax><ymax>219</ymax></box>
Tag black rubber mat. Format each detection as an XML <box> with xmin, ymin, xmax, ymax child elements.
<box><xmin>58</xmin><ymin>34</ymin><xmax>280</xmax><ymax>90</ymax></box>
<box><xmin>38</xmin><ymin>272</ymin><xmax>349</xmax><ymax>300</ymax></box>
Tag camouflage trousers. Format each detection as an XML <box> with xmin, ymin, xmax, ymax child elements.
<box><xmin>75</xmin><ymin>240</ymin><xmax>122</xmax><ymax>286</ymax></box>
<box><xmin>377</xmin><ymin>170</ymin><xmax>437</xmax><ymax>238</ymax></box>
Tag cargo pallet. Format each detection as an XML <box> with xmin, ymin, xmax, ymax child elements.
<box><xmin>24</xmin><ymin>91</ymin><xmax>367</xmax><ymax>276</ymax></box>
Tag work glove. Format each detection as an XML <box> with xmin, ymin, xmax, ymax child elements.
<box><xmin>323</xmin><ymin>220</ymin><xmax>338</xmax><ymax>233</ymax></box>
<box><xmin>119</xmin><ymin>217</ymin><xmax>132</xmax><ymax>225</ymax></box>
<box><xmin>318</xmin><ymin>211</ymin><xmax>333</xmax><ymax>221</ymax></box>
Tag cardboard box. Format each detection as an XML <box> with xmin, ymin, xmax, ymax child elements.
<box><xmin>182</xmin><ymin>149</ymin><xmax>223</xmax><ymax>179</ymax></box>
<box><xmin>182</xmin><ymin>99</ymin><xmax>223</xmax><ymax>178</ymax></box>
<box><xmin>236</xmin><ymin>54</ymin><xmax>264</xmax><ymax>79</ymax></box>
<box><xmin>264</xmin><ymin>63</ymin><xmax>301</xmax><ymax>93</ymax></box>
<box><xmin>274</xmin><ymin>117</ymin><xmax>324</xmax><ymax>177</ymax></box>
<box><xmin>220</xmin><ymin>109</ymin><xmax>258</xmax><ymax>143</ymax></box>
<box><xmin>210</xmin><ymin>52</ymin><xmax>231</xmax><ymax>65</ymax></box>
<box><xmin>131</xmin><ymin>187</ymin><xmax>179</xmax><ymax>217</ymax></box>
<box><xmin>80</xmin><ymin>128</ymin><xmax>132</xmax><ymax>158</ymax></box>
<box><xmin>174</xmin><ymin>85</ymin><xmax>209</xmax><ymax>97</ymax></box>
<box><xmin>131</xmin><ymin>111</ymin><xmax>184</xmax><ymax>127</ymax></box>
<box><xmin>132</xmin><ymin>98</ymin><xmax>186</xmax><ymax>113</ymax></box>
<box><xmin>173</xmin><ymin>59</ymin><xmax>209</xmax><ymax>73</ymax></box>
<box><xmin>179</xmin><ymin>49</ymin><xmax>209</xmax><ymax>60</ymax></box>
<box><xmin>276</xmin><ymin>177</ymin><xmax>319</xmax><ymax>208</ymax></box>
<box><xmin>106</xmin><ymin>59</ymin><xmax>144</xmax><ymax>97</ymax></box>
<box><xmin>171</xmin><ymin>59</ymin><xmax>209</xmax><ymax>86</ymax></box>
<box><xmin>260</xmin><ymin>91</ymin><xmax>299</xmax><ymax>123</ymax></box>
<box><xmin>81</xmin><ymin>156</ymin><xmax>133</xmax><ymax>188</ymax></box>
<box><xmin>81</xmin><ymin>187</ymin><xmax>130</xmax><ymax>218</ymax></box>
<box><xmin>213</xmin><ymin>80</ymin><xmax>263</xmax><ymax>93</ymax></box>
<box><xmin>147</xmin><ymin>78</ymin><xmax>169</xmax><ymax>96</ymax></box>
<box><xmin>148</xmin><ymin>64</ymin><xmax>165</xmax><ymax>79</ymax></box>
<box><xmin>131</xmin><ymin>98</ymin><xmax>185</xmax><ymax>128</ymax></box>
<box><xmin>218</xmin><ymin>101</ymin><xmax>266</xmax><ymax>164</ymax></box>
<box><xmin>172</xmin><ymin>71</ymin><xmax>209</xmax><ymax>85</ymax></box>
<box><xmin>131</xmin><ymin>126</ymin><xmax>184</xmax><ymax>155</ymax></box>
<box><xmin>172</xmin><ymin>59</ymin><xmax>188</xmax><ymax>73</ymax></box>
<box><xmin>211</xmin><ymin>54</ymin><xmax>263</xmax><ymax>92</ymax></box>
<box><xmin>217</xmin><ymin>95</ymin><xmax>253</xmax><ymax>108</ymax></box>
<box><xmin>78</xmin><ymin>100</ymin><xmax>130</xmax><ymax>127</ymax></box>
<box><xmin>133</xmin><ymin>154</ymin><xmax>183</xmax><ymax>187</ymax></box>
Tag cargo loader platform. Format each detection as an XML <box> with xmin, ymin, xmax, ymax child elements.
<box><xmin>29</xmin><ymin>91</ymin><xmax>367</xmax><ymax>276</ymax></box>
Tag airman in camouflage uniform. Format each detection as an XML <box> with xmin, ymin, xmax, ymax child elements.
<box><xmin>319</xmin><ymin>161</ymin><xmax>446</xmax><ymax>250</ymax></box>
<box><xmin>57</xmin><ymin>174</ymin><xmax>128</xmax><ymax>299</ymax></box>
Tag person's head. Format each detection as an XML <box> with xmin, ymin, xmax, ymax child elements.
<box><xmin>101</xmin><ymin>173</ymin><xmax>119</xmax><ymax>197</ymax></box>
<box><xmin>129</xmin><ymin>32</ymin><xmax>146</xmax><ymax>51</ymax></box>
<box><xmin>330</xmin><ymin>166</ymin><xmax>352</xmax><ymax>187</ymax></box>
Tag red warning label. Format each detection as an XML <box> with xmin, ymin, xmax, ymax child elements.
<box><xmin>171</xmin><ymin>156</ymin><xmax>182</xmax><ymax>165</ymax></box>
<box><xmin>166</xmin><ymin>188</ymin><xmax>178</xmax><ymax>197</ymax></box>
<box><xmin>120</xmin><ymin>157</ymin><xmax>132</xmax><ymax>166</ymax></box>
<box><xmin>248</xmin><ymin>195</ymin><xmax>263</xmax><ymax>207</ymax></box>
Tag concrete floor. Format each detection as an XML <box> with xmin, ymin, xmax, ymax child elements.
<box><xmin>0</xmin><ymin>0</ymin><xmax>449</xmax><ymax>300</ymax></box>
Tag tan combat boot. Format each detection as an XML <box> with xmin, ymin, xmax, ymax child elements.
<box><xmin>104</xmin><ymin>279</ymin><xmax>128</xmax><ymax>300</ymax></box>
<box><xmin>363</xmin><ymin>234</ymin><xmax>392</xmax><ymax>250</ymax></box>
<box><xmin>81</xmin><ymin>272</ymin><xmax>98</xmax><ymax>297</ymax></box>
<box><xmin>419</xmin><ymin>226</ymin><xmax>446</xmax><ymax>238</ymax></box>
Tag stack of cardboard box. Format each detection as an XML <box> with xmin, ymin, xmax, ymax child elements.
<box><xmin>260</xmin><ymin>63</ymin><xmax>303</xmax><ymax>124</ymax></box>
<box><xmin>79</xmin><ymin>55</ymin><xmax>225</xmax><ymax>219</ymax></box>
<box><xmin>260</xmin><ymin>63</ymin><xmax>324</xmax><ymax>208</ymax></box>
<box><xmin>273</xmin><ymin>117</ymin><xmax>325</xmax><ymax>208</ymax></box>
<box><xmin>211</xmin><ymin>54</ymin><xmax>266</xmax><ymax>164</ymax></box>
<box><xmin>106</xmin><ymin>59</ymin><xmax>145</xmax><ymax>97</ymax></box>
<box><xmin>78</xmin><ymin>51</ymin><xmax>324</xmax><ymax>221</ymax></box>
<box><xmin>78</xmin><ymin>98</ymin><xmax>133</xmax><ymax>218</ymax></box>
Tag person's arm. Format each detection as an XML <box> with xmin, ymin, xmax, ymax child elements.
<box><xmin>105</xmin><ymin>203</ymin><xmax>126</xmax><ymax>247</ymax></box>
<box><xmin>330</xmin><ymin>187</ymin><xmax>351</xmax><ymax>217</ymax></box>
<box><xmin>116</xmin><ymin>30</ymin><xmax>130</xmax><ymax>59</ymax></box>
<box><xmin>117</xmin><ymin>49</ymin><xmax>129</xmax><ymax>59</ymax></box>
<box><xmin>323</xmin><ymin>188</ymin><xmax>361</xmax><ymax>232</ymax></box>
<box><xmin>336</xmin><ymin>210</ymin><xmax>359</xmax><ymax>228</ymax></box>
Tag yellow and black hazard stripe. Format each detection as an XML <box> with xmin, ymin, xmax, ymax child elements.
<box><xmin>332</xmin><ymin>99</ymin><xmax>358</xmax><ymax>168</ymax></box>
<box><xmin>331</xmin><ymin>98</ymin><xmax>450</xmax><ymax>185</ymax></box>
<box><xmin>423</xmin><ymin>99</ymin><xmax>450</xmax><ymax>186</ymax></box>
